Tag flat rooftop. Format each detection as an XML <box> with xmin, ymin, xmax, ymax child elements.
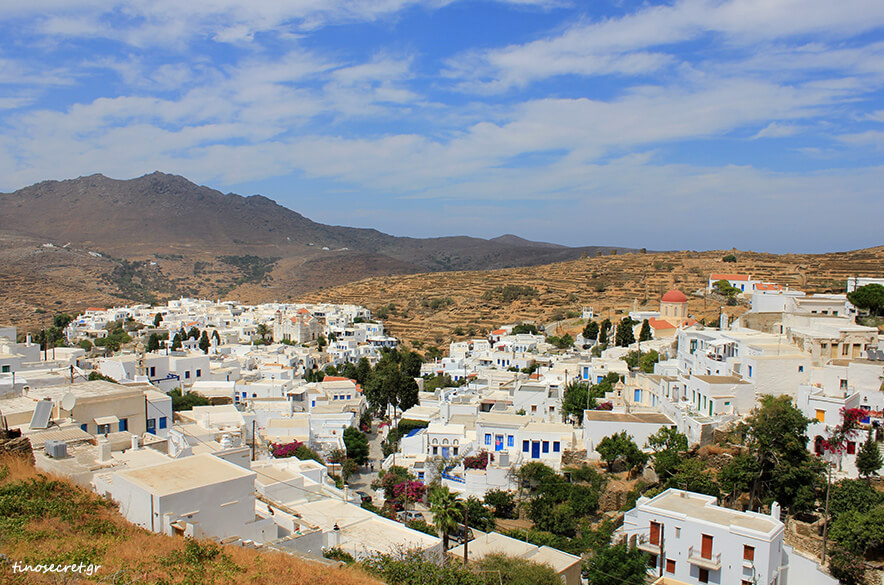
<box><xmin>448</xmin><ymin>531</ymin><xmax>579</xmax><ymax>573</ymax></box>
<box><xmin>117</xmin><ymin>453</ymin><xmax>255</xmax><ymax>496</ymax></box>
<box><xmin>694</xmin><ymin>375</ymin><xmax>749</xmax><ymax>385</ymax></box>
<box><xmin>583</xmin><ymin>411</ymin><xmax>674</xmax><ymax>425</ymax></box>
<box><xmin>645</xmin><ymin>489</ymin><xmax>781</xmax><ymax>536</ymax></box>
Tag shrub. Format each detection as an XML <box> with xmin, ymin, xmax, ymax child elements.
<box><xmin>463</xmin><ymin>451</ymin><xmax>494</xmax><ymax>470</ymax></box>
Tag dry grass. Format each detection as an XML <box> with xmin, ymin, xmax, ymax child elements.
<box><xmin>299</xmin><ymin>246</ymin><xmax>884</xmax><ymax>350</ymax></box>
<box><xmin>0</xmin><ymin>455</ymin><xmax>382</xmax><ymax>585</ymax></box>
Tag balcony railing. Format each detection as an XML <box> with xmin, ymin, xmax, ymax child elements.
<box><xmin>687</xmin><ymin>546</ymin><xmax>721</xmax><ymax>571</ymax></box>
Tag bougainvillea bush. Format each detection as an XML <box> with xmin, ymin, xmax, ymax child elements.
<box><xmin>463</xmin><ymin>451</ymin><xmax>494</xmax><ymax>470</ymax></box>
<box><xmin>271</xmin><ymin>441</ymin><xmax>304</xmax><ymax>458</ymax></box>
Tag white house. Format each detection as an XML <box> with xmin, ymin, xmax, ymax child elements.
<box><xmin>622</xmin><ymin>489</ymin><xmax>784</xmax><ymax>585</ymax></box>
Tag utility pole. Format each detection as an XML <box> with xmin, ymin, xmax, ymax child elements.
<box><xmin>463</xmin><ymin>505</ymin><xmax>469</xmax><ymax>567</ymax></box>
<box><xmin>821</xmin><ymin>462</ymin><xmax>832</xmax><ymax>563</ymax></box>
<box><xmin>251</xmin><ymin>420</ymin><xmax>257</xmax><ymax>461</ymax></box>
<box><xmin>659</xmin><ymin>523</ymin><xmax>665</xmax><ymax>578</ymax></box>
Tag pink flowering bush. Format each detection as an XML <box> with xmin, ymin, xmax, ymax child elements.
<box><xmin>271</xmin><ymin>441</ymin><xmax>304</xmax><ymax>458</ymax></box>
<box><xmin>392</xmin><ymin>480</ymin><xmax>426</xmax><ymax>504</ymax></box>
<box><xmin>463</xmin><ymin>450</ymin><xmax>494</xmax><ymax>470</ymax></box>
<box><xmin>594</xmin><ymin>401</ymin><xmax>614</xmax><ymax>411</ymax></box>
<box><xmin>821</xmin><ymin>407</ymin><xmax>866</xmax><ymax>456</ymax></box>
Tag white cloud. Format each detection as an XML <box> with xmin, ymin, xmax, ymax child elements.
<box><xmin>751</xmin><ymin>122</ymin><xmax>803</xmax><ymax>139</ymax></box>
<box><xmin>446</xmin><ymin>0</ymin><xmax>884</xmax><ymax>91</ymax></box>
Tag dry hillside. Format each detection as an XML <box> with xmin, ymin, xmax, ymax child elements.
<box><xmin>0</xmin><ymin>454</ymin><xmax>381</xmax><ymax>585</ymax></box>
<box><xmin>299</xmin><ymin>246</ymin><xmax>884</xmax><ymax>350</ymax></box>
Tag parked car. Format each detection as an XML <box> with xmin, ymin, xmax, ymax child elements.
<box><xmin>398</xmin><ymin>510</ymin><xmax>425</xmax><ymax>523</ymax></box>
<box><xmin>450</xmin><ymin>523</ymin><xmax>473</xmax><ymax>543</ymax></box>
<box><xmin>356</xmin><ymin>491</ymin><xmax>373</xmax><ymax>504</ymax></box>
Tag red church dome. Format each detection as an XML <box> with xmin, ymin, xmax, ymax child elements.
<box><xmin>661</xmin><ymin>289</ymin><xmax>688</xmax><ymax>303</ymax></box>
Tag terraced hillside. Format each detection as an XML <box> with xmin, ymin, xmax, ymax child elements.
<box><xmin>299</xmin><ymin>246</ymin><xmax>884</xmax><ymax>350</ymax></box>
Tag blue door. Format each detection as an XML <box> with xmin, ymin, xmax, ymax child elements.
<box><xmin>442</xmin><ymin>447</ymin><xmax>450</xmax><ymax>458</ymax></box>
<box><xmin>531</xmin><ymin>441</ymin><xmax>540</xmax><ymax>459</ymax></box>
<box><xmin>494</xmin><ymin>435</ymin><xmax>503</xmax><ymax>451</ymax></box>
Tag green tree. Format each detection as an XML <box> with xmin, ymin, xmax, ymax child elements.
<box><xmin>598</xmin><ymin>318</ymin><xmax>611</xmax><ymax>344</ymax></box>
<box><xmin>187</xmin><ymin>326</ymin><xmax>200</xmax><ymax>340</ymax></box>
<box><xmin>153</xmin><ymin>312</ymin><xmax>163</xmax><ymax>327</ymax></box>
<box><xmin>722</xmin><ymin>254</ymin><xmax>737</xmax><ymax>263</ymax></box>
<box><xmin>719</xmin><ymin>453</ymin><xmax>762</xmax><ymax>498</ymax></box>
<box><xmin>615</xmin><ymin>317</ymin><xmax>635</xmax><ymax>347</ymax></box>
<box><xmin>77</xmin><ymin>339</ymin><xmax>93</xmax><ymax>351</ymax></box>
<box><xmin>622</xmin><ymin>349</ymin><xmax>660</xmax><ymax>373</ymax></box>
<box><xmin>847</xmin><ymin>283</ymin><xmax>884</xmax><ymax>316</ymax></box>
<box><xmin>512</xmin><ymin>323</ymin><xmax>539</xmax><ymax>335</ymax></box>
<box><xmin>429</xmin><ymin>485</ymin><xmax>466</xmax><ymax>551</ymax></box>
<box><xmin>198</xmin><ymin>330</ymin><xmax>210</xmax><ymax>353</ymax></box>
<box><xmin>255</xmin><ymin>323</ymin><xmax>271</xmax><ymax>343</ymax></box>
<box><xmin>343</xmin><ymin>426</ymin><xmax>370</xmax><ymax>465</ymax></box>
<box><xmin>585</xmin><ymin>542</ymin><xmax>648</xmax><ymax>585</ymax></box>
<box><xmin>364</xmin><ymin>349</ymin><xmax>420</xmax><ymax>417</ymax></box>
<box><xmin>171</xmin><ymin>332</ymin><xmax>183</xmax><ymax>350</ymax></box>
<box><xmin>168</xmin><ymin>388</ymin><xmax>209</xmax><ymax>411</ymax></box>
<box><xmin>829</xmin><ymin>479</ymin><xmax>884</xmax><ymax>521</ymax></box>
<box><xmin>317</xmin><ymin>334</ymin><xmax>327</xmax><ymax>350</ymax></box>
<box><xmin>582</xmin><ymin>320</ymin><xmax>599</xmax><ymax>343</ymax></box>
<box><xmin>484</xmin><ymin>489</ymin><xmax>517</xmax><ymax>519</ymax></box>
<box><xmin>146</xmin><ymin>333</ymin><xmax>161</xmax><ymax>353</ymax></box>
<box><xmin>596</xmin><ymin>431</ymin><xmax>647</xmax><ymax>475</ymax></box>
<box><xmin>646</xmin><ymin>427</ymin><xmax>687</xmax><ymax>479</ymax></box>
<box><xmin>547</xmin><ymin>333</ymin><xmax>574</xmax><ymax>349</ymax></box>
<box><xmin>474</xmin><ymin>554</ymin><xmax>560</xmax><ymax>585</ymax></box>
<box><xmin>741</xmin><ymin>395</ymin><xmax>825</xmax><ymax>512</ymax></box>
<box><xmin>664</xmin><ymin>458</ymin><xmax>720</xmax><ymax>497</ymax></box>
<box><xmin>713</xmin><ymin>279</ymin><xmax>740</xmax><ymax>297</ymax></box>
<box><xmin>561</xmin><ymin>381</ymin><xmax>592</xmax><ymax>423</ymax></box>
<box><xmin>856</xmin><ymin>431</ymin><xmax>883</xmax><ymax>479</ymax></box>
<box><xmin>828</xmin><ymin>546</ymin><xmax>867</xmax><ymax>585</ymax></box>
<box><xmin>465</xmin><ymin>496</ymin><xmax>496</xmax><ymax>533</ymax></box>
<box><xmin>638</xmin><ymin>319</ymin><xmax>652</xmax><ymax>341</ymax></box>
<box><xmin>212</xmin><ymin>330</ymin><xmax>220</xmax><ymax>345</ymax></box>
<box><xmin>829</xmin><ymin>505</ymin><xmax>884</xmax><ymax>556</ymax></box>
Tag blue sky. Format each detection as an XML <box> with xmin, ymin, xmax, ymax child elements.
<box><xmin>1</xmin><ymin>1</ymin><xmax>883</xmax><ymax>253</ymax></box>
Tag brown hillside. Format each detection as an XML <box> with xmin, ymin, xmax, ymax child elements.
<box><xmin>299</xmin><ymin>247</ymin><xmax>884</xmax><ymax>350</ymax></box>
<box><xmin>0</xmin><ymin>454</ymin><xmax>381</xmax><ymax>585</ymax></box>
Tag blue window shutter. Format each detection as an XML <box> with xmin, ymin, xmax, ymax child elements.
<box><xmin>485</xmin><ymin>433</ymin><xmax>491</xmax><ymax>445</ymax></box>
<box><xmin>553</xmin><ymin>441</ymin><xmax>560</xmax><ymax>452</ymax></box>
<box><xmin>542</xmin><ymin>441</ymin><xmax>549</xmax><ymax>453</ymax></box>
<box><xmin>159</xmin><ymin>417</ymin><xmax>167</xmax><ymax>429</ymax></box>
<box><xmin>522</xmin><ymin>440</ymin><xmax>529</xmax><ymax>452</ymax></box>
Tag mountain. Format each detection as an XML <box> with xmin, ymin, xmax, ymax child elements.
<box><xmin>0</xmin><ymin>172</ymin><xmax>630</xmax><ymax>270</ymax></box>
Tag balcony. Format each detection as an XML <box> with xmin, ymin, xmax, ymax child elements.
<box><xmin>636</xmin><ymin>540</ymin><xmax>662</xmax><ymax>555</ymax></box>
<box><xmin>687</xmin><ymin>546</ymin><xmax>721</xmax><ymax>571</ymax></box>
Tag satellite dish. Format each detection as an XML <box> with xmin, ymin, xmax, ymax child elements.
<box><xmin>61</xmin><ymin>393</ymin><xmax>77</xmax><ymax>412</ymax></box>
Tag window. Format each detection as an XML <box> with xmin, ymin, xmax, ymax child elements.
<box><xmin>432</xmin><ymin>446</ymin><xmax>438</xmax><ymax>455</ymax></box>
<box><xmin>522</xmin><ymin>440</ymin><xmax>529</xmax><ymax>452</ymax></box>
<box><xmin>748</xmin><ymin>365</ymin><xmax>753</xmax><ymax>377</ymax></box>
<box><xmin>159</xmin><ymin>417</ymin><xmax>167</xmax><ymax>429</ymax></box>
<box><xmin>196</xmin><ymin>369</ymin><xmax>202</xmax><ymax>377</ymax></box>
<box><xmin>184</xmin><ymin>371</ymin><xmax>191</xmax><ymax>379</ymax></box>
<box><xmin>485</xmin><ymin>433</ymin><xmax>492</xmax><ymax>445</ymax></box>
<box><xmin>744</xmin><ymin>545</ymin><xmax>754</xmax><ymax>562</ymax></box>
<box><xmin>118</xmin><ymin>418</ymin><xmax>128</xmax><ymax>432</ymax></box>
<box><xmin>666</xmin><ymin>559</ymin><xmax>675</xmax><ymax>574</ymax></box>
<box><xmin>530</xmin><ymin>405</ymin><xmax>537</xmax><ymax>413</ymax></box>
<box><xmin>698</xmin><ymin>568</ymin><xmax>709</xmax><ymax>583</ymax></box>
<box><xmin>840</xmin><ymin>379</ymin><xmax>849</xmax><ymax>390</ymax></box>
<box><xmin>675</xmin><ymin>527</ymin><xmax>681</xmax><ymax>538</ymax></box>
<box><xmin>542</xmin><ymin>441</ymin><xmax>549</xmax><ymax>453</ymax></box>
<box><xmin>0</xmin><ymin>365</ymin><xmax>8</xmax><ymax>373</ymax></box>
<box><xmin>648</xmin><ymin>554</ymin><xmax>657</xmax><ymax>569</ymax></box>
<box><xmin>149</xmin><ymin>366</ymin><xmax>156</xmax><ymax>377</ymax></box>
<box><xmin>847</xmin><ymin>441</ymin><xmax>856</xmax><ymax>455</ymax></box>
<box><xmin>842</xmin><ymin>344</ymin><xmax>849</xmax><ymax>356</ymax></box>
<box><xmin>798</xmin><ymin>365</ymin><xmax>804</xmax><ymax>373</ymax></box>
<box><xmin>80</xmin><ymin>423</ymin><xmax>88</xmax><ymax>432</ymax></box>
<box><xmin>815</xmin><ymin>410</ymin><xmax>825</xmax><ymax>423</ymax></box>
<box><xmin>553</xmin><ymin>441</ymin><xmax>560</xmax><ymax>452</ymax></box>
<box><xmin>507</xmin><ymin>435</ymin><xmax>514</xmax><ymax>447</ymax></box>
<box><xmin>346</xmin><ymin>395</ymin><xmax>351</xmax><ymax>400</ymax></box>
<box><xmin>97</xmin><ymin>424</ymin><xmax>111</xmax><ymax>435</ymax></box>
<box><xmin>453</xmin><ymin>447</ymin><xmax>459</xmax><ymax>455</ymax></box>
<box><xmin>147</xmin><ymin>418</ymin><xmax>156</xmax><ymax>434</ymax></box>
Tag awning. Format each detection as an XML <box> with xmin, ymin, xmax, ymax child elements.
<box><xmin>94</xmin><ymin>415</ymin><xmax>120</xmax><ymax>426</ymax></box>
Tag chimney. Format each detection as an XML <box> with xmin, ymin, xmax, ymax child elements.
<box><xmin>131</xmin><ymin>435</ymin><xmax>141</xmax><ymax>450</ymax></box>
<box><xmin>97</xmin><ymin>439</ymin><xmax>112</xmax><ymax>462</ymax></box>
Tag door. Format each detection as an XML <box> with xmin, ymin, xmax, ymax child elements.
<box><xmin>495</xmin><ymin>435</ymin><xmax>504</xmax><ymax>451</ymax></box>
<box><xmin>442</xmin><ymin>447</ymin><xmax>450</xmax><ymax>458</ymax></box>
<box><xmin>531</xmin><ymin>441</ymin><xmax>540</xmax><ymax>459</ymax></box>
<box><xmin>650</xmin><ymin>522</ymin><xmax>660</xmax><ymax>546</ymax></box>
<box><xmin>701</xmin><ymin>534</ymin><xmax>713</xmax><ymax>559</ymax></box>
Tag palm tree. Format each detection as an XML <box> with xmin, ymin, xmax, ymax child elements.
<box><xmin>430</xmin><ymin>485</ymin><xmax>466</xmax><ymax>551</ymax></box>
